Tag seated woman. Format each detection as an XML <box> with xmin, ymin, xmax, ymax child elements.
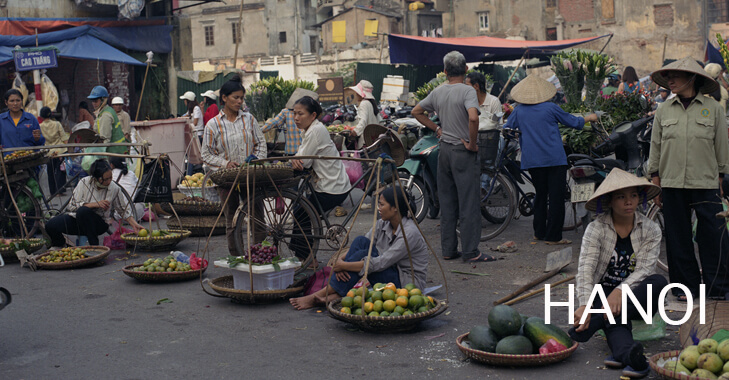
<box><xmin>46</xmin><ymin>159</ymin><xmax>144</xmax><ymax>247</ymax></box>
<box><xmin>290</xmin><ymin>96</ymin><xmax>351</xmax><ymax>265</ymax></box>
<box><xmin>570</xmin><ymin>168</ymin><xmax>667</xmax><ymax>379</ymax></box>
<box><xmin>291</xmin><ymin>186</ymin><xmax>428</xmax><ymax>310</ymax></box>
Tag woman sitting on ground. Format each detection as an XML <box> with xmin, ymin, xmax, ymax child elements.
<box><xmin>291</xmin><ymin>186</ymin><xmax>428</xmax><ymax>310</ymax></box>
<box><xmin>45</xmin><ymin>159</ymin><xmax>144</xmax><ymax>247</ymax></box>
<box><xmin>570</xmin><ymin>168</ymin><xmax>667</xmax><ymax>379</ymax></box>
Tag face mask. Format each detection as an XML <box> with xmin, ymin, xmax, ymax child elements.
<box><xmin>96</xmin><ymin>180</ymin><xmax>109</xmax><ymax>189</ymax></box>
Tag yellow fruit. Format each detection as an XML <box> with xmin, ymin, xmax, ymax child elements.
<box><xmin>138</xmin><ymin>229</ymin><xmax>148</xmax><ymax>237</ymax></box>
<box><xmin>396</xmin><ymin>288</ymin><xmax>409</xmax><ymax>298</ymax></box>
<box><xmin>346</xmin><ymin>290</ymin><xmax>355</xmax><ymax>298</ymax></box>
<box><xmin>383</xmin><ymin>300</ymin><xmax>396</xmax><ymax>313</ymax></box>
<box><xmin>363</xmin><ymin>302</ymin><xmax>374</xmax><ymax>314</ymax></box>
<box><xmin>373</xmin><ymin>300</ymin><xmax>383</xmax><ymax>313</ymax></box>
<box><xmin>341</xmin><ymin>296</ymin><xmax>353</xmax><ymax>308</ymax></box>
<box><xmin>396</xmin><ymin>296</ymin><xmax>409</xmax><ymax>308</ymax></box>
<box><xmin>384</xmin><ymin>283</ymin><xmax>397</xmax><ymax>292</ymax></box>
<box><xmin>340</xmin><ymin>307</ymin><xmax>351</xmax><ymax>314</ymax></box>
<box><xmin>409</xmin><ymin>288</ymin><xmax>422</xmax><ymax>296</ymax></box>
<box><xmin>356</xmin><ymin>287</ymin><xmax>368</xmax><ymax>299</ymax></box>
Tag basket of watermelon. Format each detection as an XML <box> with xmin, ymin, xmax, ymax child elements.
<box><xmin>456</xmin><ymin>304</ymin><xmax>578</xmax><ymax>366</ymax></box>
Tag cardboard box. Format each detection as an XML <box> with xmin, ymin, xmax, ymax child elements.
<box><xmin>380</xmin><ymin>91</ymin><xmax>408</xmax><ymax>103</ymax></box>
<box><xmin>383</xmin><ymin>76</ymin><xmax>410</xmax><ymax>96</ymax></box>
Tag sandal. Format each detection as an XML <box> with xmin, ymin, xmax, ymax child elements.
<box><xmin>443</xmin><ymin>252</ymin><xmax>462</xmax><ymax>260</ymax></box>
<box><xmin>545</xmin><ymin>239</ymin><xmax>572</xmax><ymax>245</ymax></box>
<box><xmin>676</xmin><ymin>294</ymin><xmax>688</xmax><ymax>302</ymax></box>
<box><xmin>464</xmin><ymin>253</ymin><xmax>499</xmax><ymax>263</ymax></box>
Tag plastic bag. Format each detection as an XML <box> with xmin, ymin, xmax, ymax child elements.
<box><xmin>631</xmin><ymin>313</ymin><xmax>667</xmax><ymax>341</ymax></box>
<box><xmin>40</xmin><ymin>74</ymin><xmax>59</xmax><ymax>111</ymax></box>
<box><xmin>188</xmin><ymin>252</ymin><xmax>208</xmax><ymax>270</ymax></box>
<box><xmin>341</xmin><ymin>150</ymin><xmax>364</xmax><ymax>189</ymax></box>
<box><xmin>12</xmin><ymin>73</ymin><xmax>28</xmax><ymax>106</ymax></box>
<box><xmin>133</xmin><ymin>157</ymin><xmax>173</xmax><ymax>204</ymax></box>
<box><xmin>81</xmin><ymin>146</ymin><xmax>106</xmax><ymax>173</ymax></box>
<box><xmin>304</xmin><ymin>267</ymin><xmax>332</xmax><ymax>295</ymax></box>
<box><xmin>103</xmin><ymin>221</ymin><xmax>133</xmax><ymax>250</ymax></box>
<box><xmin>25</xmin><ymin>93</ymin><xmax>38</xmax><ymax>117</ymax></box>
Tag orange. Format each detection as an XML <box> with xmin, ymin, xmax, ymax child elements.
<box><xmin>383</xmin><ymin>300</ymin><xmax>396</xmax><ymax>312</ymax></box>
<box><xmin>363</xmin><ymin>302</ymin><xmax>374</xmax><ymax>314</ymax></box>
<box><xmin>382</xmin><ymin>289</ymin><xmax>396</xmax><ymax>301</ymax></box>
<box><xmin>409</xmin><ymin>288</ymin><xmax>422</xmax><ymax>296</ymax></box>
<box><xmin>384</xmin><ymin>283</ymin><xmax>397</xmax><ymax>291</ymax></box>
<box><xmin>396</xmin><ymin>296</ymin><xmax>409</xmax><ymax>308</ymax></box>
<box><xmin>346</xmin><ymin>290</ymin><xmax>356</xmax><ymax>298</ymax></box>
<box><xmin>396</xmin><ymin>288</ymin><xmax>409</xmax><ymax>298</ymax></box>
<box><xmin>340</xmin><ymin>307</ymin><xmax>352</xmax><ymax>314</ymax></box>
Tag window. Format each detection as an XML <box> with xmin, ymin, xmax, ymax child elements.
<box><xmin>279</xmin><ymin>31</ymin><xmax>287</xmax><ymax>43</ymax></box>
<box><xmin>231</xmin><ymin>22</ymin><xmax>241</xmax><ymax>44</ymax></box>
<box><xmin>546</xmin><ymin>27</ymin><xmax>557</xmax><ymax>40</ymax></box>
<box><xmin>546</xmin><ymin>0</ymin><xmax>556</xmax><ymax>8</ymax></box>
<box><xmin>309</xmin><ymin>35</ymin><xmax>318</xmax><ymax>53</ymax></box>
<box><xmin>204</xmin><ymin>26</ymin><xmax>214</xmax><ymax>46</ymax></box>
<box><xmin>478</xmin><ymin>12</ymin><xmax>490</xmax><ymax>31</ymax></box>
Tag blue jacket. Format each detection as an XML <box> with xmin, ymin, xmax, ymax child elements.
<box><xmin>0</xmin><ymin>110</ymin><xmax>45</xmax><ymax>151</ymax></box>
<box><xmin>503</xmin><ymin>102</ymin><xmax>584</xmax><ymax>170</ymax></box>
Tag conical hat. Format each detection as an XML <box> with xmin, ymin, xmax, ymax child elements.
<box><xmin>650</xmin><ymin>57</ymin><xmax>719</xmax><ymax>94</ymax></box>
<box><xmin>509</xmin><ymin>74</ymin><xmax>557</xmax><ymax>104</ymax></box>
<box><xmin>585</xmin><ymin>168</ymin><xmax>661</xmax><ymax>212</ymax></box>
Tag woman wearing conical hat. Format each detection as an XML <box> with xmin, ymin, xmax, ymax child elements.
<box><xmin>504</xmin><ymin>74</ymin><xmax>599</xmax><ymax>245</ymax></box>
<box><xmin>646</xmin><ymin>56</ymin><xmax>729</xmax><ymax>301</ymax></box>
<box><xmin>570</xmin><ymin>168</ymin><xmax>667</xmax><ymax>379</ymax></box>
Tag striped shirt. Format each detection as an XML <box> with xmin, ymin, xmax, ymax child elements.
<box><xmin>68</xmin><ymin>176</ymin><xmax>132</xmax><ymax>223</ymax></box>
<box><xmin>201</xmin><ymin>110</ymin><xmax>267</xmax><ymax>170</ymax></box>
<box><xmin>261</xmin><ymin>109</ymin><xmax>301</xmax><ymax>155</ymax></box>
<box><xmin>576</xmin><ymin>212</ymin><xmax>661</xmax><ymax>306</ymax></box>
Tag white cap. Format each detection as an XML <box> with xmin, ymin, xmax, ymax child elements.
<box><xmin>111</xmin><ymin>97</ymin><xmax>124</xmax><ymax>105</ymax></box>
<box><xmin>200</xmin><ymin>90</ymin><xmax>218</xmax><ymax>100</ymax></box>
<box><xmin>179</xmin><ymin>91</ymin><xmax>196</xmax><ymax>101</ymax></box>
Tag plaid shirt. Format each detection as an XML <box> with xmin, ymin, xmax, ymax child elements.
<box><xmin>261</xmin><ymin>109</ymin><xmax>301</xmax><ymax>155</ymax></box>
<box><xmin>576</xmin><ymin>212</ymin><xmax>661</xmax><ymax>306</ymax></box>
<box><xmin>202</xmin><ymin>110</ymin><xmax>267</xmax><ymax>170</ymax></box>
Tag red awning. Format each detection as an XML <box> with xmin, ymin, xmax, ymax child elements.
<box><xmin>0</xmin><ymin>17</ymin><xmax>166</xmax><ymax>36</ymax></box>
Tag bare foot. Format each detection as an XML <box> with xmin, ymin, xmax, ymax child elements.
<box><xmin>313</xmin><ymin>292</ymin><xmax>341</xmax><ymax>305</ymax></box>
<box><xmin>290</xmin><ymin>294</ymin><xmax>317</xmax><ymax>310</ymax></box>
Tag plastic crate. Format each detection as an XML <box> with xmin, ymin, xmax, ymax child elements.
<box><xmin>478</xmin><ymin>130</ymin><xmax>501</xmax><ymax>170</ymax></box>
<box><xmin>214</xmin><ymin>259</ymin><xmax>301</xmax><ymax>291</ymax></box>
<box><xmin>178</xmin><ymin>184</ymin><xmax>220</xmax><ymax>202</ymax></box>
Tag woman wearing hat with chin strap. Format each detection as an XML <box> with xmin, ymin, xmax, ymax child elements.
<box><xmin>346</xmin><ymin>80</ymin><xmax>380</xmax><ymax>149</ymax></box>
<box><xmin>570</xmin><ymin>168</ymin><xmax>667</xmax><ymax>379</ymax></box>
<box><xmin>200</xmin><ymin>90</ymin><xmax>219</xmax><ymax>128</ymax></box>
<box><xmin>647</xmin><ymin>56</ymin><xmax>729</xmax><ymax>301</ymax></box>
<box><xmin>180</xmin><ymin>91</ymin><xmax>203</xmax><ymax>140</ymax></box>
<box><xmin>504</xmin><ymin>74</ymin><xmax>599</xmax><ymax>245</ymax></box>
<box><xmin>110</xmin><ymin>97</ymin><xmax>131</xmax><ymax>141</ymax></box>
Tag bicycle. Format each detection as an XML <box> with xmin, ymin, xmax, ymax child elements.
<box><xmin>478</xmin><ymin>128</ymin><xmax>581</xmax><ymax>241</ymax></box>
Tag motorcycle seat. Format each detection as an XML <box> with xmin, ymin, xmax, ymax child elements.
<box><xmin>574</xmin><ymin>158</ymin><xmax>626</xmax><ymax>171</ymax></box>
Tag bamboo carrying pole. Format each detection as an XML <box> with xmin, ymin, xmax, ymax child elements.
<box><xmin>493</xmin><ymin>266</ymin><xmax>566</xmax><ymax>305</ymax></box>
<box><xmin>497</xmin><ymin>50</ymin><xmax>528</xmax><ymax>101</ymax></box>
<box><xmin>135</xmin><ymin>61</ymin><xmax>151</xmax><ymax>122</ymax></box>
<box><xmin>504</xmin><ymin>275</ymin><xmax>576</xmax><ymax>306</ymax></box>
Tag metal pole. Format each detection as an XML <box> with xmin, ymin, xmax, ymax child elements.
<box><xmin>33</xmin><ymin>28</ymin><xmax>43</xmax><ymax>113</ymax></box>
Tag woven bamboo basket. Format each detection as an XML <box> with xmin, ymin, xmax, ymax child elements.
<box><xmin>166</xmin><ymin>216</ymin><xmax>225</xmax><ymax>237</ymax></box>
<box><xmin>208</xmin><ymin>275</ymin><xmax>305</xmax><ymax>304</ymax></box>
<box><xmin>678</xmin><ymin>301</ymin><xmax>729</xmax><ymax>348</ymax></box>
<box><xmin>122</xmin><ymin>264</ymin><xmax>207</xmax><ymax>283</ymax></box>
<box><xmin>208</xmin><ymin>164</ymin><xmax>294</xmax><ymax>188</ymax></box>
<box><xmin>121</xmin><ymin>230</ymin><xmax>191</xmax><ymax>252</ymax></box>
<box><xmin>648</xmin><ymin>351</ymin><xmax>694</xmax><ymax>380</ymax></box>
<box><xmin>35</xmin><ymin>246</ymin><xmax>111</xmax><ymax>270</ymax></box>
<box><xmin>327</xmin><ymin>298</ymin><xmax>448</xmax><ymax>333</ymax></box>
<box><xmin>456</xmin><ymin>333</ymin><xmax>579</xmax><ymax>366</ymax></box>
<box><xmin>0</xmin><ymin>238</ymin><xmax>46</xmax><ymax>261</ymax></box>
<box><xmin>160</xmin><ymin>200</ymin><xmax>222</xmax><ymax>216</ymax></box>
<box><xmin>4</xmin><ymin>150</ymin><xmax>47</xmax><ymax>166</ymax></box>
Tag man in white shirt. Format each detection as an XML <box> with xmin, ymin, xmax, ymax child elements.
<box><xmin>111</xmin><ymin>97</ymin><xmax>132</xmax><ymax>141</ymax></box>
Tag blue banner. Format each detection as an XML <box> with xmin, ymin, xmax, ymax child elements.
<box><xmin>13</xmin><ymin>48</ymin><xmax>58</xmax><ymax>71</ymax></box>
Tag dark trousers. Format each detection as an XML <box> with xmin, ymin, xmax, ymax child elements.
<box><xmin>291</xmin><ymin>191</ymin><xmax>348</xmax><ymax>260</ymax></box>
<box><xmin>329</xmin><ymin>236</ymin><xmax>401</xmax><ymax>296</ymax></box>
<box><xmin>217</xmin><ymin>188</ymin><xmax>265</xmax><ymax>255</ymax></box>
<box><xmin>569</xmin><ymin>274</ymin><xmax>668</xmax><ymax>366</ymax></box>
<box><xmin>662</xmin><ymin>187</ymin><xmax>729</xmax><ymax>298</ymax></box>
<box><xmin>46</xmin><ymin>157</ymin><xmax>65</xmax><ymax>195</ymax></box>
<box><xmin>438</xmin><ymin>143</ymin><xmax>481</xmax><ymax>259</ymax></box>
<box><xmin>528</xmin><ymin>165</ymin><xmax>567</xmax><ymax>242</ymax></box>
<box><xmin>45</xmin><ymin>206</ymin><xmax>109</xmax><ymax>246</ymax></box>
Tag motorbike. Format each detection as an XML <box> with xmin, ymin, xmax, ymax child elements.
<box><xmin>397</xmin><ymin>116</ymin><xmax>440</xmax><ymax>223</ymax></box>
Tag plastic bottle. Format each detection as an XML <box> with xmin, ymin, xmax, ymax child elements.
<box><xmin>172</xmin><ymin>251</ymin><xmax>190</xmax><ymax>263</ymax></box>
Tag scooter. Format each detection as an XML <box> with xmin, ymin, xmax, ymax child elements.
<box><xmin>397</xmin><ymin>117</ymin><xmax>440</xmax><ymax>223</ymax></box>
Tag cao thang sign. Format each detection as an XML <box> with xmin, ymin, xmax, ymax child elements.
<box><xmin>13</xmin><ymin>48</ymin><xmax>58</xmax><ymax>72</ymax></box>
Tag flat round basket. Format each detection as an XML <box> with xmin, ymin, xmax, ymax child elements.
<box><xmin>4</xmin><ymin>150</ymin><xmax>47</xmax><ymax>166</ymax></box>
<box><xmin>327</xmin><ymin>298</ymin><xmax>448</xmax><ymax>333</ymax></box>
<box><xmin>0</xmin><ymin>238</ymin><xmax>46</xmax><ymax>261</ymax></box>
<box><xmin>122</xmin><ymin>264</ymin><xmax>207</xmax><ymax>283</ymax></box>
<box><xmin>455</xmin><ymin>333</ymin><xmax>578</xmax><ymax>366</ymax></box>
<box><xmin>166</xmin><ymin>216</ymin><xmax>225</xmax><ymax>237</ymax></box>
<box><xmin>208</xmin><ymin>275</ymin><xmax>305</xmax><ymax>304</ymax></box>
<box><xmin>208</xmin><ymin>164</ymin><xmax>294</xmax><ymax>188</ymax></box>
<box><xmin>35</xmin><ymin>246</ymin><xmax>111</xmax><ymax>270</ymax></box>
<box><xmin>678</xmin><ymin>300</ymin><xmax>729</xmax><ymax>348</ymax></box>
<box><xmin>160</xmin><ymin>200</ymin><xmax>222</xmax><ymax>216</ymax></box>
<box><xmin>121</xmin><ymin>230</ymin><xmax>191</xmax><ymax>252</ymax></box>
<box><xmin>649</xmin><ymin>351</ymin><xmax>691</xmax><ymax>380</ymax></box>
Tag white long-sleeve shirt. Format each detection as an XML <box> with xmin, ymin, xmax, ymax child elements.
<box><xmin>296</xmin><ymin>120</ymin><xmax>350</xmax><ymax>194</ymax></box>
<box><xmin>353</xmin><ymin>100</ymin><xmax>381</xmax><ymax>148</ymax></box>
<box><xmin>202</xmin><ymin>110</ymin><xmax>267</xmax><ymax>171</ymax></box>
<box><xmin>69</xmin><ymin>176</ymin><xmax>133</xmax><ymax>223</ymax></box>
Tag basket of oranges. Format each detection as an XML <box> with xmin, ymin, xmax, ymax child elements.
<box><xmin>326</xmin><ymin>282</ymin><xmax>448</xmax><ymax>333</ymax></box>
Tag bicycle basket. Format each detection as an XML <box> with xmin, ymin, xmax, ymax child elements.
<box><xmin>478</xmin><ymin>130</ymin><xmax>500</xmax><ymax>170</ymax></box>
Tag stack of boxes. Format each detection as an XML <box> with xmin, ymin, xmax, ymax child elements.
<box><xmin>380</xmin><ymin>75</ymin><xmax>410</xmax><ymax>106</ymax></box>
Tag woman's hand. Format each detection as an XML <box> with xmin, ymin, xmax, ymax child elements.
<box><xmin>606</xmin><ymin>288</ymin><xmax>622</xmax><ymax>317</ymax></box>
<box><xmin>291</xmin><ymin>159</ymin><xmax>304</xmax><ymax>171</ymax></box>
<box><xmin>32</xmin><ymin>129</ymin><xmax>41</xmax><ymax>141</ymax></box>
<box><xmin>226</xmin><ymin>161</ymin><xmax>239</xmax><ymax>169</ymax></box>
<box><xmin>584</xmin><ymin>113</ymin><xmax>599</xmax><ymax>123</ymax></box>
<box><xmin>128</xmin><ymin>219</ymin><xmax>144</xmax><ymax>233</ymax></box>
<box><xmin>573</xmin><ymin>305</ymin><xmax>591</xmax><ymax>332</ymax></box>
<box><xmin>333</xmin><ymin>258</ymin><xmax>351</xmax><ymax>281</ymax></box>
<box><xmin>91</xmin><ymin>200</ymin><xmax>111</xmax><ymax>210</ymax></box>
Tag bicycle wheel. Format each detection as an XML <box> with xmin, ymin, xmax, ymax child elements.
<box><xmin>0</xmin><ymin>184</ymin><xmax>41</xmax><ymax>238</ymax></box>
<box><xmin>114</xmin><ymin>186</ymin><xmax>140</xmax><ymax>222</ymax></box>
<box><xmin>480</xmin><ymin>173</ymin><xmax>517</xmax><ymax>241</ymax></box>
<box><xmin>233</xmin><ymin>188</ymin><xmax>321</xmax><ymax>274</ymax></box>
<box><xmin>390</xmin><ymin>171</ymin><xmax>428</xmax><ymax>223</ymax></box>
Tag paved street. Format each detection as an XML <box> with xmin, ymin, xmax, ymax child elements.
<box><xmin>1</xmin><ymin>199</ymin><xmax>681</xmax><ymax>379</ymax></box>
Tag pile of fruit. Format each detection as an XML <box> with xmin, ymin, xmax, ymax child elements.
<box><xmin>467</xmin><ymin>304</ymin><xmax>573</xmax><ymax>355</ymax></box>
<box><xmin>227</xmin><ymin>241</ymin><xmax>282</xmax><ymax>266</ymax></box>
<box><xmin>179</xmin><ymin>196</ymin><xmax>208</xmax><ymax>203</ymax></box>
<box><xmin>181</xmin><ymin>172</ymin><xmax>213</xmax><ymax>188</ymax></box>
<box><xmin>5</xmin><ymin>150</ymin><xmax>35</xmax><ymax>161</ymax></box>
<box><xmin>136</xmin><ymin>229</ymin><xmax>180</xmax><ymax>238</ymax></box>
<box><xmin>326</xmin><ymin>125</ymin><xmax>353</xmax><ymax>134</ymax></box>
<box><xmin>662</xmin><ymin>339</ymin><xmax>729</xmax><ymax>379</ymax></box>
<box><xmin>338</xmin><ymin>282</ymin><xmax>436</xmax><ymax>317</ymax></box>
<box><xmin>38</xmin><ymin>247</ymin><xmax>88</xmax><ymax>263</ymax></box>
<box><xmin>132</xmin><ymin>255</ymin><xmax>193</xmax><ymax>273</ymax></box>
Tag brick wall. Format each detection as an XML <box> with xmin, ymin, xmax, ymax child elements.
<box><xmin>559</xmin><ymin>0</ymin><xmax>595</xmax><ymax>22</ymax></box>
<box><xmin>654</xmin><ymin>4</ymin><xmax>674</xmax><ymax>27</ymax></box>
<box><xmin>47</xmin><ymin>59</ymin><xmax>104</xmax><ymax>124</ymax></box>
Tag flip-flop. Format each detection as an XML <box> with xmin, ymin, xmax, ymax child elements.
<box><xmin>464</xmin><ymin>253</ymin><xmax>499</xmax><ymax>263</ymax></box>
<box><xmin>676</xmin><ymin>294</ymin><xmax>688</xmax><ymax>302</ymax></box>
<box><xmin>443</xmin><ymin>252</ymin><xmax>462</xmax><ymax>260</ymax></box>
<box><xmin>545</xmin><ymin>239</ymin><xmax>572</xmax><ymax>245</ymax></box>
